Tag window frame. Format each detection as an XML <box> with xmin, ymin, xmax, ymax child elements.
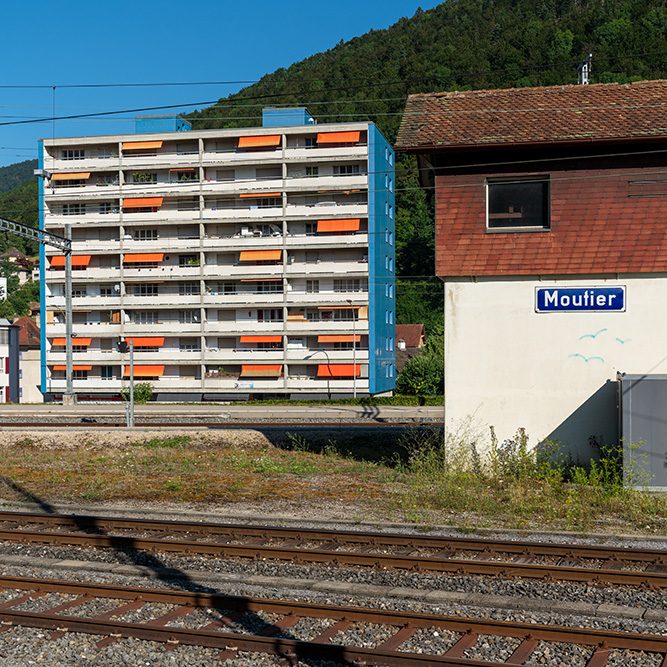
<box><xmin>486</xmin><ymin>176</ymin><xmax>551</xmax><ymax>232</ymax></box>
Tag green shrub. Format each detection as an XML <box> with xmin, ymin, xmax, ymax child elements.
<box><xmin>396</xmin><ymin>354</ymin><xmax>444</xmax><ymax>396</ymax></box>
<box><xmin>120</xmin><ymin>382</ymin><xmax>154</xmax><ymax>404</ymax></box>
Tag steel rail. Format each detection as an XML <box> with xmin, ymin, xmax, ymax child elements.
<box><xmin>3</xmin><ymin>510</ymin><xmax>666</xmax><ymax>560</ymax></box>
<box><xmin>1</xmin><ymin>511</ymin><xmax>667</xmax><ymax>588</ymax></box>
<box><xmin>0</xmin><ymin>574</ymin><xmax>666</xmax><ymax>660</ymax></box>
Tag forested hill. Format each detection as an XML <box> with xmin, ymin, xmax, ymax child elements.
<box><xmin>3</xmin><ymin>0</ymin><xmax>667</xmax><ymax>327</ymax></box>
<box><xmin>0</xmin><ymin>160</ymin><xmax>37</xmax><ymax>196</ymax></box>
<box><xmin>187</xmin><ymin>0</ymin><xmax>667</xmax><ymax>142</ymax></box>
<box><xmin>185</xmin><ymin>0</ymin><xmax>667</xmax><ymax>329</ymax></box>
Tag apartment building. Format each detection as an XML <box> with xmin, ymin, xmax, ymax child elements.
<box><xmin>39</xmin><ymin>108</ymin><xmax>396</xmax><ymax>401</ymax></box>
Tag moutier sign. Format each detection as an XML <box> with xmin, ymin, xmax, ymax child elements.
<box><xmin>535</xmin><ymin>286</ymin><xmax>626</xmax><ymax>313</ymax></box>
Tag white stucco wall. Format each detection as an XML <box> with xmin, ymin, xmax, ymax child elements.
<box><xmin>444</xmin><ymin>274</ymin><xmax>667</xmax><ymax>462</ymax></box>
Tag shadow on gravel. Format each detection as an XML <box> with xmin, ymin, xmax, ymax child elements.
<box><xmin>0</xmin><ymin>475</ymin><xmax>357</xmax><ymax>666</ymax></box>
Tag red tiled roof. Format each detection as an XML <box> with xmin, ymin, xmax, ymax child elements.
<box><xmin>395</xmin><ymin>80</ymin><xmax>667</xmax><ymax>150</ymax></box>
<box><xmin>395</xmin><ymin>324</ymin><xmax>426</xmax><ymax>348</ymax></box>
<box><xmin>13</xmin><ymin>316</ymin><xmax>40</xmax><ymax>349</ymax></box>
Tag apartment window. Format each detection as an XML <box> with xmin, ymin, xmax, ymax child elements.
<box><xmin>171</xmin><ymin>169</ymin><xmax>199</xmax><ymax>182</ymax></box>
<box><xmin>134</xmin><ymin>229</ymin><xmax>158</xmax><ymax>241</ymax></box>
<box><xmin>258</xmin><ymin>309</ymin><xmax>283</xmax><ymax>322</ymax></box>
<box><xmin>101</xmin><ymin>366</ymin><xmax>114</xmax><ymax>380</ymax></box>
<box><xmin>99</xmin><ymin>202</ymin><xmax>115</xmax><ymax>214</ymax></box>
<box><xmin>333</xmin><ymin>341</ymin><xmax>354</xmax><ymax>350</ymax></box>
<box><xmin>73</xmin><ymin>369</ymin><xmax>88</xmax><ymax>380</ymax></box>
<box><xmin>101</xmin><ymin>339</ymin><xmax>113</xmax><ymax>353</ymax></box>
<box><xmin>133</xmin><ymin>311</ymin><xmax>159</xmax><ymax>325</ymax></box>
<box><xmin>334</xmin><ymin>279</ymin><xmax>361</xmax><ymax>293</ymax></box>
<box><xmin>258</xmin><ymin>341</ymin><xmax>282</xmax><ymax>349</ymax></box>
<box><xmin>220</xmin><ymin>282</ymin><xmax>236</xmax><ymax>294</ymax></box>
<box><xmin>72</xmin><ymin>287</ymin><xmax>87</xmax><ymax>298</ymax></box>
<box><xmin>72</xmin><ymin>345</ymin><xmax>87</xmax><ymax>353</ymax></box>
<box><xmin>179</xmin><ymin>254</ymin><xmax>199</xmax><ymax>267</ymax></box>
<box><xmin>305</xmin><ymin>280</ymin><xmax>319</xmax><ymax>294</ymax></box>
<box><xmin>132</xmin><ymin>283</ymin><xmax>159</xmax><ymax>297</ymax></box>
<box><xmin>256</xmin><ymin>281</ymin><xmax>282</xmax><ymax>293</ymax></box>
<box><xmin>257</xmin><ymin>197</ymin><xmax>281</xmax><ymax>209</ymax></box>
<box><xmin>305</xmin><ymin>223</ymin><xmax>317</xmax><ymax>235</ymax></box>
<box><xmin>179</xmin><ymin>310</ymin><xmax>201</xmax><ymax>324</ymax></box>
<box><xmin>131</xmin><ymin>172</ymin><xmax>157</xmax><ymax>184</ymax></box>
<box><xmin>216</xmin><ymin>169</ymin><xmax>234</xmax><ymax>181</ymax></box>
<box><xmin>305</xmin><ymin>166</ymin><xmax>319</xmax><ymax>177</ymax></box>
<box><xmin>62</xmin><ymin>149</ymin><xmax>85</xmax><ymax>160</ymax></box>
<box><xmin>305</xmin><ymin>251</ymin><xmax>319</xmax><ymax>264</ymax></box>
<box><xmin>334</xmin><ymin>164</ymin><xmax>361</xmax><ymax>176</ymax></box>
<box><xmin>179</xmin><ymin>282</ymin><xmax>200</xmax><ymax>296</ymax></box>
<box><xmin>178</xmin><ymin>198</ymin><xmax>199</xmax><ymax>211</ymax></box>
<box><xmin>179</xmin><ymin>339</ymin><xmax>201</xmax><ymax>352</ymax></box>
<box><xmin>487</xmin><ymin>177</ymin><xmax>550</xmax><ymax>230</ymax></box>
<box><xmin>62</xmin><ymin>203</ymin><xmax>85</xmax><ymax>216</ymax></box>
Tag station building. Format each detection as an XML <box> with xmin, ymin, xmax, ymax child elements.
<box><xmin>39</xmin><ymin>108</ymin><xmax>396</xmax><ymax>401</ymax></box>
<box><xmin>396</xmin><ymin>80</ymin><xmax>667</xmax><ymax>460</ymax></box>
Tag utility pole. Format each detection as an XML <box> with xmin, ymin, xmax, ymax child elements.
<box><xmin>578</xmin><ymin>53</ymin><xmax>592</xmax><ymax>85</ymax></box>
<box><xmin>0</xmin><ymin>215</ymin><xmax>73</xmax><ymax>403</ymax></box>
<box><xmin>64</xmin><ymin>224</ymin><xmax>73</xmax><ymax>400</ymax></box>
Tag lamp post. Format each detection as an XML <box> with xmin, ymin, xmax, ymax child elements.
<box><xmin>305</xmin><ymin>349</ymin><xmax>331</xmax><ymax>400</ymax></box>
<box><xmin>346</xmin><ymin>299</ymin><xmax>357</xmax><ymax>399</ymax></box>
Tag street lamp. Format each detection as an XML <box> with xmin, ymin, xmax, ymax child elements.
<box><xmin>346</xmin><ymin>299</ymin><xmax>357</xmax><ymax>399</ymax></box>
<box><xmin>305</xmin><ymin>349</ymin><xmax>331</xmax><ymax>400</ymax></box>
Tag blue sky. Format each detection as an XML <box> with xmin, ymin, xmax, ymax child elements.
<box><xmin>0</xmin><ymin>0</ymin><xmax>442</xmax><ymax>169</ymax></box>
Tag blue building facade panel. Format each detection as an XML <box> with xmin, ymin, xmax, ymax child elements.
<box><xmin>262</xmin><ymin>107</ymin><xmax>315</xmax><ymax>127</ymax></box>
<box><xmin>368</xmin><ymin>125</ymin><xmax>396</xmax><ymax>394</ymax></box>
<box><xmin>135</xmin><ymin>116</ymin><xmax>191</xmax><ymax>134</ymax></box>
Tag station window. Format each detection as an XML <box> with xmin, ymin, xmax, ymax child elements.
<box><xmin>487</xmin><ymin>177</ymin><xmax>550</xmax><ymax>230</ymax></box>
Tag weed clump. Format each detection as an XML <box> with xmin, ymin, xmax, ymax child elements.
<box><xmin>395</xmin><ymin>423</ymin><xmax>661</xmax><ymax>533</ymax></box>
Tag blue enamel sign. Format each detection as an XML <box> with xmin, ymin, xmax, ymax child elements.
<box><xmin>536</xmin><ymin>286</ymin><xmax>626</xmax><ymax>313</ymax></box>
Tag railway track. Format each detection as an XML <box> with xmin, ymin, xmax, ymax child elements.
<box><xmin>2</xmin><ymin>511</ymin><xmax>667</xmax><ymax>589</ymax></box>
<box><xmin>0</xmin><ymin>573</ymin><xmax>664</xmax><ymax>666</ymax></box>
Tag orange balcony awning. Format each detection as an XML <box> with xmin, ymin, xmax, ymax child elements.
<box><xmin>317</xmin><ymin>335</ymin><xmax>360</xmax><ymax>343</ymax></box>
<box><xmin>316</xmin><ymin>131</ymin><xmax>361</xmax><ymax>144</ymax></box>
<box><xmin>53</xmin><ymin>365</ymin><xmax>92</xmax><ymax>371</ymax></box>
<box><xmin>49</xmin><ymin>255</ymin><xmax>91</xmax><ymax>268</ymax></box>
<box><xmin>122</xmin><ymin>140</ymin><xmax>163</xmax><ymax>150</ymax></box>
<box><xmin>237</xmin><ymin>135</ymin><xmax>281</xmax><ymax>149</ymax></box>
<box><xmin>240</xmin><ymin>336</ymin><xmax>282</xmax><ymax>343</ymax></box>
<box><xmin>239</xmin><ymin>250</ymin><xmax>282</xmax><ymax>262</ymax></box>
<box><xmin>317</xmin><ymin>218</ymin><xmax>360</xmax><ymax>233</ymax></box>
<box><xmin>51</xmin><ymin>172</ymin><xmax>90</xmax><ymax>181</ymax></box>
<box><xmin>240</xmin><ymin>364</ymin><xmax>283</xmax><ymax>377</ymax></box>
<box><xmin>51</xmin><ymin>337</ymin><xmax>92</xmax><ymax>346</ymax></box>
<box><xmin>317</xmin><ymin>364</ymin><xmax>361</xmax><ymax>378</ymax></box>
<box><xmin>124</xmin><ymin>337</ymin><xmax>164</xmax><ymax>347</ymax></box>
<box><xmin>239</xmin><ymin>192</ymin><xmax>281</xmax><ymax>198</ymax></box>
<box><xmin>169</xmin><ymin>167</ymin><xmax>195</xmax><ymax>171</ymax></box>
<box><xmin>122</xmin><ymin>197</ymin><xmax>163</xmax><ymax>209</ymax></box>
<box><xmin>123</xmin><ymin>365</ymin><xmax>165</xmax><ymax>377</ymax></box>
<box><xmin>123</xmin><ymin>253</ymin><xmax>164</xmax><ymax>263</ymax></box>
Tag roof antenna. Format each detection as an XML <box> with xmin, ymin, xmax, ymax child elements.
<box><xmin>577</xmin><ymin>53</ymin><xmax>592</xmax><ymax>85</ymax></box>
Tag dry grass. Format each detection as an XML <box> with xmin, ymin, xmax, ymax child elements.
<box><xmin>0</xmin><ymin>433</ymin><xmax>388</xmax><ymax>511</ymax></box>
<box><xmin>1</xmin><ymin>428</ymin><xmax>667</xmax><ymax>535</ymax></box>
